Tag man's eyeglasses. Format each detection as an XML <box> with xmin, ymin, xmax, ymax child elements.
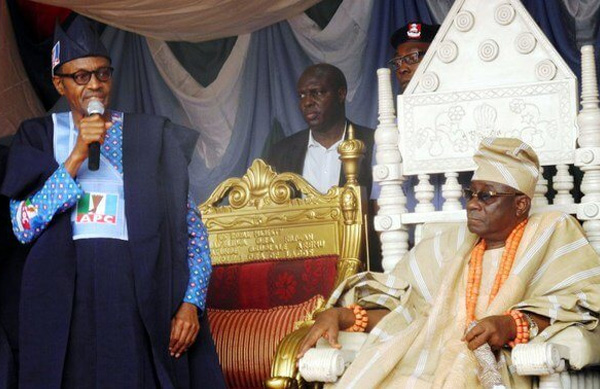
<box><xmin>55</xmin><ymin>67</ymin><xmax>114</xmax><ymax>86</ymax></box>
<box><xmin>387</xmin><ymin>51</ymin><xmax>426</xmax><ymax>70</ymax></box>
<box><xmin>463</xmin><ymin>189</ymin><xmax>524</xmax><ymax>205</ymax></box>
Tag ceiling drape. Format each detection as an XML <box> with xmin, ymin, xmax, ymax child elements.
<box><xmin>30</xmin><ymin>0</ymin><xmax>322</xmax><ymax>42</ymax></box>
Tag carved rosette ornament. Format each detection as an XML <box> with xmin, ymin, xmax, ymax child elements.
<box><xmin>421</xmin><ymin>72</ymin><xmax>440</xmax><ymax>92</ymax></box>
<box><xmin>454</xmin><ymin>11</ymin><xmax>475</xmax><ymax>32</ymax></box>
<box><xmin>494</xmin><ymin>4</ymin><xmax>516</xmax><ymax>25</ymax></box>
<box><xmin>535</xmin><ymin>59</ymin><xmax>557</xmax><ymax>81</ymax></box>
<box><xmin>584</xmin><ymin>203</ymin><xmax>600</xmax><ymax>218</ymax></box>
<box><xmin>437</xmin><ymin>41</ymin><xmax>459</xmax><ymax>64</ymax></box>
<box><xmin>479</xmin><ymin>39</ymin><xmax>499</xmax><ymax>62</ymax></box>
<box><xmin>373</xmin><ymin>165</ymin><xmax>389</xmax><ymax>181</ymax></box>
<box><xmin>378</xmin><ymin>215</ymin><xmax>392</xmax><ymax>230</ymax></box>
<box><xmin>515</xmin><ymin>32</ymin><xmax>537</xmax><ymax>54</ymax></box>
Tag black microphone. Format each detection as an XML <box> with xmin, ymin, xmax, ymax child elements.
<box><xmin>86</xmin><ymin>100</ymin><xmax>105</xmax><ymax>171</ymax></box>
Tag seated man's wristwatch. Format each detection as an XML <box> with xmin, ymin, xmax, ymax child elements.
<box><xmin>521</xmin><ymin>311</ymin><xmax>539</xmax><ymax>339</ymax></box>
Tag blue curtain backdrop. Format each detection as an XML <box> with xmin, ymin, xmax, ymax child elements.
<box><xmin>32</xmin><ymin>0</ymin><xmax>600</xmax><ymax>203</ymax></box>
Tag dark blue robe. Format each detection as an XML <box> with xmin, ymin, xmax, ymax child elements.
<box><xmin>0</xmin><ymin>142</ymin><xmax>26</xmax><ymax>389</ymax></box>
<box><xmin>0</xmin><ymin>202</ymin><xmax>23</xmax><ymax>389</ymax></box>
<box><xmin>0</xmin><ymin>115</ymin><xmax>224</xmax><ymax>389</ymax></box>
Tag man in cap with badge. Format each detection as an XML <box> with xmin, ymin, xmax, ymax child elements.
<box><xmin>389</xmin><ymin>21</ymin><xmax>440</xmax><ymax>92</ymax></box>
<box><xmin>1</xmin><ymin>16</ymin><xmax>225</xmax><ymax>388</ymax></box>
<box><xmin>386</xmin><ymin>21</ymin><xmax>470</xmax><ymax>227</ymax></box>
<box><xmin>297</xmin><ymin>137</ymin><xmax>600</xmax><ymax>387</ymax></box>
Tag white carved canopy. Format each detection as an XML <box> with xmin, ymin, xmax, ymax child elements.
<box><xmin>398</xmin><ymin>0</ymin><xmax>578</xmax><ymax>175</ymax></box>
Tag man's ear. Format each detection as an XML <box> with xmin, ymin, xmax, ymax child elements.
<box><xmin>515</xmin><ymin>195</ymin><xmax>531</xmax><ymax>218</ymax></box>
<box><xmin>52</xmin><ymin>76</ymin><xmax>65</xmax><ymax>96</ymax></box>
<box><xmin>338</xmin><ymin>87</ymin><xmax>347</xmax><ymax>103</ymax></box>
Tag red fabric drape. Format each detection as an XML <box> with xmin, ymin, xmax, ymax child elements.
<box><xmin>16</xmin><ymin>1</ymin><xmax>71</xmax><ymax>42</ymax></box>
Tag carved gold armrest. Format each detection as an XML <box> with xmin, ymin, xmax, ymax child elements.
<box><xmin>265</xmin><ymin>326</ymin><xmax>312</xmax><ymax>389</ymax></box>
<box><xmin>266</xmin><ymin>296</ymin><xmax>327</xmax><ymax>389</ymax></box>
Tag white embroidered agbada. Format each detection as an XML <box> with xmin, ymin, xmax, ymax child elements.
<box><xmin>324</xmin><ymin>138</ymin><xmax>600</xmax><ymax>388</ymax></box>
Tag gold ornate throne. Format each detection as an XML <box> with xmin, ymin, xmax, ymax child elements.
<box><xmin>199</xmin><ymin>133</ymin><xmax>368</xmax><ymax>388</ymax></box>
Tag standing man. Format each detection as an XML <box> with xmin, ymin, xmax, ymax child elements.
<box><xmin>0</xmin><ymin>17</ymin><xmax>224</xmax><ymax>388</ymax></box>
<box><xmin>266</xmin><ymin>63</ymin><xmax>379</xmax><ymax>270</ymax></box>
<box><xmin>389</xmin><ymin>21</ymin><xmax>440</xmax><ymax>92</ymax></box>
<box><xmin>267</xmin><ymin>63</ymin><xmax>374</xmax><ymax>197</ymax></box>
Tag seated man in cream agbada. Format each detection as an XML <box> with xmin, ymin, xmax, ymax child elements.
<box><xmin>297</xmin><ymin>137</ymin><xmax>600</xmax><ymax>387</ymax></box>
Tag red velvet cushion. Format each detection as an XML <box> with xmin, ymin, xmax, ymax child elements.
<box><xmin>208</xmin><ymin>295</ymin><xmax>323</xmax><ymax>389</ymax></box>
<box><xmin>207</xmin><ymin>255</ymin><xmax>337</xmax><ymax>310</ymax></box>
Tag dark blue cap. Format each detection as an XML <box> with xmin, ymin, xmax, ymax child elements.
<box><xmin>390</xmin><ymin>22</ymin><xmax>440</xmax><ymax>49</ymax></box>
<box><xmin>52</xmin><ymin>16</ymin><xmax>110</xmax><ymax>76</ymax></box>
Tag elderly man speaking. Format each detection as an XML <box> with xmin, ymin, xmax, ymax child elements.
<box><xmin>1</xmin><ymin>17</ymin><xmax>224</xmax><ymax>388</ymax></box>
<box><xmin>297</xmin><ymin>138</ymin><xmax>600</xmax><ymax>387</ymax></box>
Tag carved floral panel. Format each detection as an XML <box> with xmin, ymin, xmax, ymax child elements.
<box><xmin>398</xmin><ymin>79</ymin><xmax>577</xmax><ymax>175</ymax></box>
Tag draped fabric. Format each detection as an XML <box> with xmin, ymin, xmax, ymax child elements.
<box><xmin>27</xmin><ymin>0</ymin><xmax>600</xmax><ymax>46</ymax></box>
<box><xmin>30</xmin><ymin>0</ymin><xmax>322</xmax><ymax>42</ymax></box>
<box><xmin>287</xmin><ymin>1</ymin><xmax>374</xmax><ymax>103</ymax></box>
<box><xmin>146</xmin><ymin>36</ymin><xmax>251</xmax><ymax>168</ymax></box>
<box><xmin>0</xmin><ymin>0</ymin><xmax>44</xmax><ymax>139</ymax></box>
<box><xmin>5</xmin><ymin>0</ymin><xmax>600</xmax><ymax>202</ymax></box>
<box><xmin>547</xmin><ymin>0</ymin><xmax>600</xmax><ymax>46</ymax></box>
<box><xmin>142</xmin><ymin>0</ymin><xmax>438</xmax><ymax>201</ymax></box>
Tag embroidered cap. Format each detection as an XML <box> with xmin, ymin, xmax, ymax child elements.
<box><xmin>390</xmin><ymin>22</ymin><xmax>440</xmax><ymax>49</ymax></box>
<box><xmin>472</xmin><ymin>137</ymin><xmax>540</xmax><ymax>198</ymax></box>
<box><xmin>52</xmin><ymin>16</ymin><xmax>110</xmax><ymax>76</ymax></box>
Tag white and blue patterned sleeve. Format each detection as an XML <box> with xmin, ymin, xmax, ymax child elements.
<box><xmin>10</xmin><ymin>164</ymin><xmax>83</xmax><ymax>243</ymax></box>
<box><xmin>183</xmin><ymin>196</ymin><xmax>212</xmax><ymax>311</ymax></box>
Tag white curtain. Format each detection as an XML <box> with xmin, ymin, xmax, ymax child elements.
<box><xmin>31</xmin><ymin>0</ymin><xmax>322</xmax><ymax>42</ymax></box>
<box><xmin>287</xmin><ymin>0</ymin><xmax>374</xmax><ymax>102</ymax></box>
<box><xmin>146</xmin><ymin>36</ymin><xmax>251</xmax><ymax>168</ymax></box>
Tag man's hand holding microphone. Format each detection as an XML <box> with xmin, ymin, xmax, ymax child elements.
<box><xmin>64</xmin><ymin>100</ymin><xmax>112</xmax><ymax>177</ymax></box>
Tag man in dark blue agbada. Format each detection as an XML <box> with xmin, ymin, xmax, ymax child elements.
<box><xmin>0</xmin><ymin>16</ymin><xmax>224</xmax><ymax>388</ymax></box>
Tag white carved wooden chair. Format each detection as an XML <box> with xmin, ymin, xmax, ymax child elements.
<box><xmin>371</xmin><ymin>0</ymin><xmax>600</xmax><ymax>387</ymax></box>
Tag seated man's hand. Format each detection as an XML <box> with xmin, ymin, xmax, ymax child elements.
<box><xmin>463</xmin><ymin>314</ymin><xmax>516</xmax><ymax>351</ymax></box>
<box><xmin>297</xmin><ymin>307</ymin><xmax>356</xmax><ymax>359</ymax></box>
<box><xmin>170</xmin><ymin>302</ymin><xmax>200</xmax><ymax>358</ymax></box>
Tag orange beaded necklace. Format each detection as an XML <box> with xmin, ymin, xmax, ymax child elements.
<box><xmin>465</xmin><ymin>219</ymin><xmax>528</xmax><ymax>326</ymax></box>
